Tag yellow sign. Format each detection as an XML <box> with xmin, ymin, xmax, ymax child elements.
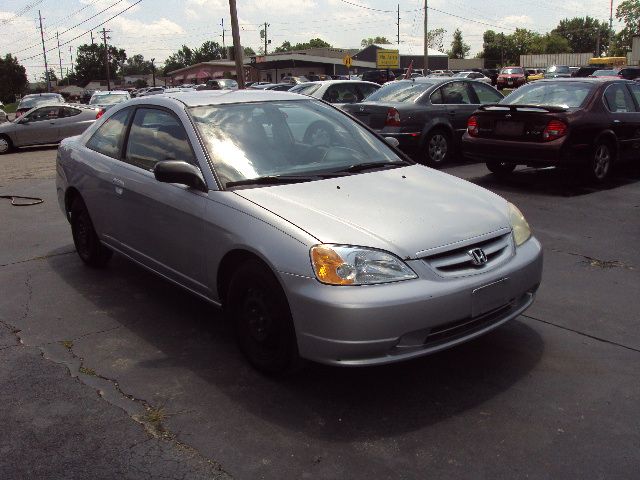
<box><xmin>376</xmin><ymin>49</ymin><xmax>399</xmax><ymax>69</ymax></box>
<box><xmin>342</xmin><ymin>54</ymin><xmax>353</xmax><ymax>68</ymax></box>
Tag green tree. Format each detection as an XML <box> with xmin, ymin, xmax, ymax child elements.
<box><xmin>426</xmin><ymin>28</ymin><xmax>446</xmax><ymax>52</ymax></box>
<box><xmin>273</xmin><ymin>38</ymin><xmax>332</xmax><ymax>52</ymax></box>
<box><xmin>193</xmin><ymin>40</ymin><xmax>224</xmax><ymax>63</ymax></box>
<box><xmin>274</xmin><ymin>40</ymin><xmax>292</xmax><ymax>53</ymax></box>
<box><xmin>244</xmin><ymin>47</ymin><xmax>256</xmax><ymax>56</ymax></box>
<box><xmin>122</xmin><ymin>54</ymin><xmax>153</xmax><ymax>75</ymax></box>
<box><xmin>447</xmin><ymin>28</ymin><xmax>470</xmax><ymax>59</ymax></box>
<box><xmin>551</xmin><ymin>17</ymin><xmax>612</xmax><ymax>54</ymax></box>
<box><xmin>541</xmin><ymin>33</ymin><xmax>572</xmax><ymax>54</ymax></box>
<box><xmin>0</xmin><ymin>54</ymin><xmax>28</xmax><ymax>103</ymax></box>
<box><xmin>133</xmin><ymin>78</ymin><xmax>148</xmax><ymax>88</ymax></box>
<box><xmin>360</xmin><ymin>36</ymin><xmax>392</xmax><ymax>47</ymax></box>
<box><xmin>163</xmin><ymin>45</ymin><xmax>194</xmax><ymax>74</ymax></box>
<box><xmin>40</xmin><ymin>68</ymin><xmax>58</xmax><ymax>83</ymax></box>
<box><xmin>74</xmin><ymin>43</ymin><xmax>127</xmax><ymax>87</ymax></box>
<box><xmin>614</xmin><ymin>0</ymin><xmax>640</xmax><ymax>55</ymax></box>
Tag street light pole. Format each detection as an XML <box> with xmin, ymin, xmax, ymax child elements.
<box><xmin>423</xmin><ymin>0</ymin><xmax>428</xmax><ymax>72</ymax></box>
<box><xmin>151</xmin><ymin>58</ymin><xmax>156</xmax><ymax>87</ymax></box>
<box><xmin>38</xmin><ymin>10</ymin><xmax>51</xmax><ymax>92</ymax></box>
<box><xmin>229</xmin><ymin>0</ymin><xmax>245</xmax><ymax>89</ymax></box>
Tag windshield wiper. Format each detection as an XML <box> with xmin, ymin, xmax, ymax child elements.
<box><xmin>333</xmin><ymin>161</ymin><xmax>409</xmax><ymax>174</ymax></box>
<box><xmin>226</xmin><ymin>175</ymin><xmax>322</xmax><ymax>188</ymax></box>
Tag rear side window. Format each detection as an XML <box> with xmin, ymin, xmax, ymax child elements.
<box><xmin>438</xmin><ymin>82</ymin><xmax>473</xmax><ymax>104</ymax></box>
<box><xmin>323</xmin><ymin>84</ymin><xmax>359</xmax><ymax>103</ymax></box>
<box><xmin>365</xmin><ymin>82</ymin><xmax>430</xmax><ymax>102</ymax></box>
<box><xmin>125</xmin><ymin>108</ymin><xmax>195</xmax><ymax>170</ymax></box>
<box><xmin>86</xmin><ymin>108</ymin><xmax>132</xmax><ymax>159</ymax></box>
<box><xmin>471</xmin><ymin>83</ymin><xmax>503</xmax><ymax>104</ymax></box>
<box><xmin>603</xmin><ymin>84</ymin><xmax>636</xmax><ymax>113</ymax></box>
<box><xmin>59</xmin><ymin>107</ymin><xmax>81</xmax><ymax>118</ymax></box>
<box><xmin>627</xmin><ymin>83</ymin><xmax>640</xmax><ymax>108</ymax></box>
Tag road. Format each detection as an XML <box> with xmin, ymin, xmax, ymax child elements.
<box><xmin>1</xmin><ymin>146</ymin><xmax>639</xmax><ymax>479</ymax></box>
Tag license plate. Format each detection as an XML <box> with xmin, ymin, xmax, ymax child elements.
<box><xmin>472</xmin><ymin>278</ymin><xmax>510</xmax><ymax>318</ymax></box>
<box><xmin>495</xmin><ymin>121</ymin><xmax>524</xmax><ymax>136</ymax></box>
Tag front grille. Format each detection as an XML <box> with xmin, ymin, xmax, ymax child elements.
<box><xmin>422</xmin><ymin>232</ymin><xmax>513</xmax><ymax>277</ymax></box>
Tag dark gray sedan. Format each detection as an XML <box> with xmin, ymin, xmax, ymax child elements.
<box><xmin>343</xmin><ymin>78</ymin><xmax>503</xmax><ymax>165</ymax></box>
<box><xmin>0</xmin><ymin>103</ymin><xmax>99</xmax><ymax>154</ymax></box>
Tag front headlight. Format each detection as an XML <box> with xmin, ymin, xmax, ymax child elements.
<box><xmin>508</xmin><ymin>203</ymin><xmax>531</xmax><ymax>246</ymax></box>
<box><xmin>310</xmin><ymin>245</ymin><xmax>417</xmax><ymax>286</ymax></box>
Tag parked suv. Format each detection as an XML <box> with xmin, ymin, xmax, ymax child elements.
<box><xmin>362</xmin><ymin>70</ymin><xmax>396</xmax><ymax>85</ymax></box>
<box><xmin>496</xmin><ymin>67</ymin><xmax>526</xmax><ymax>90</ymax></box>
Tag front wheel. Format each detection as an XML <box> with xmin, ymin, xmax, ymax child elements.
<box><xmin>486</xmin><ymin>161</ymin><xmax>516</xmax><ymax>176</ymax></box>
<box><xmin>423</xmin><ymin>130</ymin><xmax>451</xmax><ymax>166</ymax></box>
<box><xmin>0</xmin><ymin>135</ymin><xmax>12</xmax><ymax>155</ymax></box>
<box><xmin>587</xmin><ymin>141</ymin><xmax>613</xmax><ymax>183</ymax></box>
<box><xmin>70</xmin><ymin>197</ymin><xmax>112</xmax><ymax>268</ymax></box>
<box><xmin>227</xmin><ymin>259</ymin><xmax>301</xmax><ymax>375</ymax></box>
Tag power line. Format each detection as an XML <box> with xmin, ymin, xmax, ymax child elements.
<box><xmin>1</xmin><ymin>0</ymin><xmax>45</xmax><ymax>26</ymax></box>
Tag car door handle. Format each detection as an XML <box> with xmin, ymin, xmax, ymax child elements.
<box><xmin>112</xmin><ymin>177</ymin><xmax>125</xmax><ymax>195</ymax></box>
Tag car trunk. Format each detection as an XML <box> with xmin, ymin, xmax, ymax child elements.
<box><xmin>344</xmin><ymin>102</ymin><xmax>398</xmax><ymax>130</ymax></box>
<box><xmin>473</xmin><ymin>105</ymin><xmax>571</xmax><ymax>143</ymax></box>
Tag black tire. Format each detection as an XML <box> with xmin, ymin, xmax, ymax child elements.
<box><xmin>0</xmin><ymin>134</ymin><xmax>13</xmax><ymax>155</ymax></box>
<box><xmin>70</xmin><ymin>197</ymin><xmax>112</xmax><ymax>268</ymax></box>
<box><xmin>586</xmin><ymin>140</ymin><xmax>613</xmax><ymax>183</ymax></box>
<box><xmin>227</xmin><ymin>259</ymin><xmax>301</xmax><ymax>375</ymax></box>
<box><xmin>423</xmin><ymin>129</ymin><xmax>451</xmax><ymax>166</ymax></box>
<box><xmin>486</xmin><ymin>161</ymin><xmax>516</xmax><ymax>176</ymax></box>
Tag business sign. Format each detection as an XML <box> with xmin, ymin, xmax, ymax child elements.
<box><xmin>342</xmin><ymin>54</ymin><xmax>353</xmax><ymax>68</ymax></box>
<box><xmin>376</xmin><ymin>49</ymin><xmax>399</xmax><ymax>69</ymax></box>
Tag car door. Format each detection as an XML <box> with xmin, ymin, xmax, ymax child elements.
<box><xmin>113</xmin><ymin>106</ymin><xmax>210</xmax><ymax>296</ymax></box>
<box><xmin>623</xmin><ymin>83</ymin><xmax>640</xmax><ymax>159</ymax></box>
<box><xmin>13</xmin><ymin>106</ymin><xmax>61</xmax><ymax>145</ymax></box>
<box><xmin>437</xmin><ymin>81</ymin><xmax>479</xmax><ymax>141</ymax></box>
<box><xmin>57</xmin><ymin>106</ymin><xmax>95</xmax><ymax>140</ymax></box>
<box><xmin>602</xmin><ymin>83</ymin><xmax>640</xmax><ymax>160</ymax></box>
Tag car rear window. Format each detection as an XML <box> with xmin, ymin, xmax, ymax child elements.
<box><xmin>501</xmin><ymin>82</ymin><xmax>594</xmax><ymax>108</ymax></box>
<box><xmin>364</xmin><ymin>82</ymin><xmax>430</xmax><ymax>102</ymax></box>
<box><xmin>548</xmin><ymin>66</ymin><xmax>570</xmax><ymax>74</ymax></box>
<box><xmin>90</xmin><ymin>94</ymin><xmax>128</xmax><ymax>105</ymax></box>
<box><xmin>18</xmin><ymin>95</ymin><xmax>61</xmax><ymax>109</ymax></box>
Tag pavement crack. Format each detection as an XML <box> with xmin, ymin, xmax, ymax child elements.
<box><xmin>550</xmin><ymin>248</ymin><xmax>635</xmax><ymax>270</ymax></box>
<box><xmin>522</xmin><ymin>314</ymin><xmax>640</xmax><ymax>354</ymax></box>
<box><xmin>0</xmin><ymin>250</ymin><xmax>75</xmax><ymax>268</ymax></box>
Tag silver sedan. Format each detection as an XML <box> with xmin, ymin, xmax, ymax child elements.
<box><xmin>56</xmin><ymin>91</ymin><xmax>542</xmax><ymax>373</ymax></box>
<box><xmin>289</xmin><ymin>80</ymin><xmax>380</xmax><ymax>107</ymax></box>
<box><xmin>0</xmin><ymin>103</ymin><xmax>99</xmax><ymax>154</ymax></box>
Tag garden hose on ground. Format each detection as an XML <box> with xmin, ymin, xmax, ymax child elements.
<box><xmin>0</xmin><ymin>195</ymin><xmax>44</xmax><ymax>206</ymax></box>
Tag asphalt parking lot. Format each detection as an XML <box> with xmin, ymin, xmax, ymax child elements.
<box><xmin>1</xmin><ymin>146</ymin><xmax>639</xmax><ymax>479</ymax></box>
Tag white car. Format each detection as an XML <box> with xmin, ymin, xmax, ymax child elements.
<box><xmin>453</xmin><ymin>71</ymin><xmax>493</xmax><ymax>85</ymax></box>
<box><xmin>288</xmin><ymin>80</ymin><xmax>380</xmax><ymax>108</ymax></box>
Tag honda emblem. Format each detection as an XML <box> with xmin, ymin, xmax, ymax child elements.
<box><xmin>468</xmin><ymin>248</ymin><xmax>488</xmax><ymax>266</ymax></box>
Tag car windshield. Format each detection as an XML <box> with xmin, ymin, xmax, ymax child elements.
<box><xmin>365</xmin><ymin>81</ymin><xmax>431</xmax><ymax>102</ymax></box>
<box><xmin>548</xmin><ymin>66</ymin><xmax>570</xmax><ymax>74</ymax></box>
<box><xmin>90</xmin><ymin>94</ymin><xmax>128</xmax><ymax>105</ymax></box>
<box><xmin>19</xmin><ymin>95</ymin><xmax>61</xmax><ymax>109</ymax></box>
<box><xmin>189</xmin><ymin>100</ymin><xmax>405</xmax><ymax>187</ymax></box>
<box><xmin>592</xmin><ymin>70</ymin><xmax>617</xmax><ymax>76</ymax></box>
<box><xmin>501</xmin><ymin>68</ymin><xmax>523</xmax><ymax>75</ymax></box>
<box><xmin>501</xmin><ymin>82</ymin><xmax>594</xmax><ymax>108</ymax></box>
<box><xmin>290</xmin><ymin>83</ymin><xmax>322</xmax><ymax>95</ymax></box>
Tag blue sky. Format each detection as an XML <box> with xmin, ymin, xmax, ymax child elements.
<box><xmin>0</xmin><ymin>0</ymin><xmax>623</xmax><ymax>79</ymax></box>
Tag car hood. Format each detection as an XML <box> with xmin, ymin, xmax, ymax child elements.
<box><xmin>234</xmin><ymin>165</ymin><xmax>510</xmax><ymax>259</ymax></box>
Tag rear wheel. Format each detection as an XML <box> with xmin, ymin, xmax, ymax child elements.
<box><xmin>227</xmin><ymin>259</ymin><xmax>301</xmax><ymax>375</ymax></box>
<box><xmin>486</xmin><ymin>161</ymin><xmax>516</xmax><ymax>176</ymax></box>
<box><xmin>423</xmin><ymin>129</ymin><xmax>451</xmax><ymax>166</ymax></box>
<box><xmin>0</xmin><ymin>135</ymin><xmax>12</xmax><ymax>155</ymax></box>
<box><xmin>70</xmin><ymin>197</ymin><xmax>112</xmax><ymax>268</ymax></box>
<box><xmin>587</xmin><ymin>141</ymin><xmax>613</xmax><ymax>183</ymax></box>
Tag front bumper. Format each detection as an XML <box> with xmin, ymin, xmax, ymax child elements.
<box><xmin>281</xmin><ymin>237</ymin><xmax>543</xmax><ymax>366</ymax></box>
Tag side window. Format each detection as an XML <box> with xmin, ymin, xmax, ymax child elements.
<box><xmin>471</xmin><ymin>83</ymin><xmax>503</xmax><ymax>104</ymax></box>
<box><xmin>323</xmin><ymin>84</ymin><xmax>359</xmax><ymax>103</ymax></box>
<box><xmin>125</xmin><ymin>108</ymin><xmax>195</xmax><ymax>171</ymax></box>
<box><xmin>26</xmin><ymin>107</ymin><xmax>60</xmax><ymax>122</ymax></box>
<box><xmin>430</xmin><ymin>88</ymin><xmax>444</xmax><ymax>104</ymax></box>
<box><xmin>86</xmin><ymin>108</ymin><xmax>132</xmax><ymax>159</ymax></box>
<box><xmin>604</xmin><ymin>84</ymin><xmax>636</xmax><ymax>113</ymax></box>
<box><xmin>628</xmin><ymin>83</ymin><xmax>640</xmax><ymax>108</ymax></box>
<box><xmin>440</xmin><ymin>82</ymin><xmax>473</xmax><ymax>104</ymax></box>
<box><xmin>59</xmin><ymin>107</ymin><xmax>81</xmax><ymax>118</ymax></box>
<box><xmin>357</xmin><ymin>83</ymin><xmax>378</xmax><ymax>100</ymax></box>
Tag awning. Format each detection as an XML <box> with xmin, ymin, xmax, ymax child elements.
<box><xmin>195</xmin><ymin>69</ymin><xmax>211</xmax><ymax>79</ymax></box>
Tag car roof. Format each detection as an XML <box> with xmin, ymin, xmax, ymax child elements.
<box><xmin>156</xmin><ymin>90</ymin><xmax>306</xmax><ymax>106</ymax></box>
<box><xmin>92</xmin><ymin>90</ymin><xmax>129</xmax><ymax>94</ymax></box>
<box><xmin>22</xmin><ymin>93</ymin><xmax>61</xmax><ymax>98</ymax></box>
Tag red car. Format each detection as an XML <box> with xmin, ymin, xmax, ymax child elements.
<box><xmin>496</xmin><ymin>66</ymin><xmax>527</xmax><ymax>90</ymax></box>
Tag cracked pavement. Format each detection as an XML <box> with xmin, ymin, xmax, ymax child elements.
<box><xmin>1</xmin><ymin>147</ymin><xmax>639</xmax><ymax>478</ymax></box>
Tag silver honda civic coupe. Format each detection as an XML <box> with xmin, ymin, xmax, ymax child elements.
<box><xmin>56</xmin><ymin>90</ymin><xmax>543</xmax><ymax>373</ymax></box>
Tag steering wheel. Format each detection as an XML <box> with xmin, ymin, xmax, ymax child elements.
<box><xmin>303</xmin><ymin>120</ymin><xmax>337</xmax><ymax>147</ymax></box>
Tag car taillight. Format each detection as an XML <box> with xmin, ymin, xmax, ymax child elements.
<box><xmin>542</xmin><ymin>120</ymin><xmax>567</xmax><ymax>141</ymax></box>
<box><xmin>96</xmin><ymin>109</ymin><xmax>105</xmax><ymax>119</ymax></box>
<box><xmin>467</xmin><ymin>115</ymin><xmax>479</xmax><ymax>137</ymax></box>
<box><xmin>385</xmin><ymin>107</ymin><xmax>401</xmax><ymax>126</ymax></box>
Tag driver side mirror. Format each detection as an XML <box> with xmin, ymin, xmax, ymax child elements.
<box><xmin>153</xmin><ymin>161</ymin><xmax>207</xmax><ymax>192</ymax></box>
<box><xmin>384</xmin><ymin>137</ymin><xmax>400</xmax><ymax>148</ymax></box>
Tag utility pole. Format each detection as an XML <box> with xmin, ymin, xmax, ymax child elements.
<box><xmin>151</xmin><ymin>58</ymin><xmax>156</xmax><ymax>87</ymax></box>
<box><xmin>101</xmin><ymin>28</ymin><xmax>112</xmax><ymax>91</ymax></box>
<box><xmin>229</xmin><ymin>0</ymin><xmax>245</xmax><ymax>89</ymax></box>
<box><xmin>596</xmin><ymin>31</ymin><xmax>601</xmax><ymax>57</ymax></box>
<box><xmin>609</xmin><ymin>0</ymin><xmax>614</xmax><ymax>54</ymax></box>
<box><xmin>69</xmin><ymin>46</ymin><xmax>74</xmax><ymax>75</ymax></box>
<box><xmin>423</xmin><ymin>0</ymin><xmax>428</xmax><ymax>72</ymax></box>
<box><xmin>38</xmin><ymin>10</ymin><xmax>51</xmax><ymax>92</ymax></box>
<box><xmin>397</xmin><ymin>4</ymin><xmax>400</xmax><ymax>45</ymax></box>
<box><xmin>263</xmin><ymin>22</ymin><xmax>269</xmax><ymax>55</ymax></box>
<box><xmin>90</xmin><ymin>30</ymin><xmax>94</xmax><ymax>45</ymax></box>
<box><xmin>221</xmin><ymin>18</ymin><xmax>225</xmax><ymax>51</ymax></box>
<box><xmin>57</xmin><ymin>31</ymin><xmax>63</xmax><ymax>84</ymax></box>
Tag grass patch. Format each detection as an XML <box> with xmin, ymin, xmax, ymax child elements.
<box><xmin>3</xmin><ymin>103</ymin><xmax>17</xmax><ymax>114</ymax></box>
<box><xmin>79</xmin><ymin>366</ymin><xmax>96</xmax><ymax>376</ymax></box>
